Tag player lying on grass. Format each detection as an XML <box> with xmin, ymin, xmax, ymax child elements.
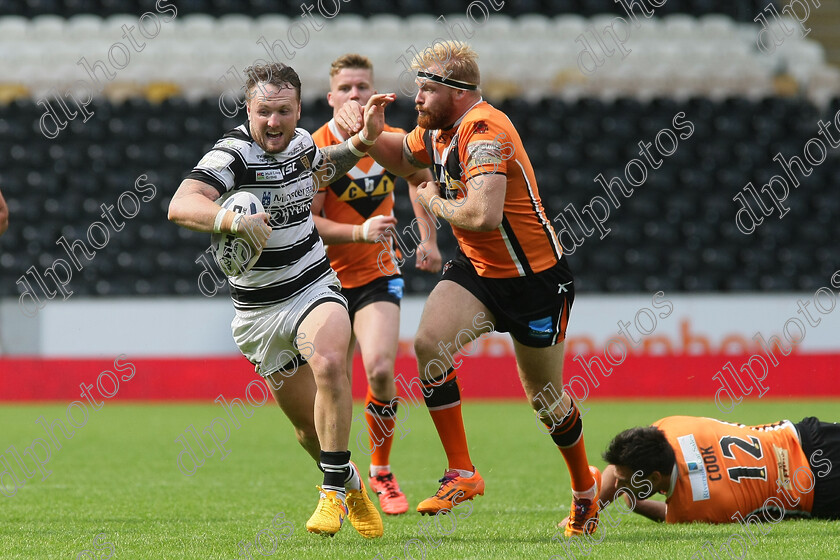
<box><xmin>168</xmin><ymin>62</ymin><xmax>396</xmax><ymax>538</ymax></box>
<box><xmin>564</xmin><ymin>415</ymin><xmax>839</xmax><ymax>527</ymax></box>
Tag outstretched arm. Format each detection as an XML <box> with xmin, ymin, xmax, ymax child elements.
<box><xmin>315</xmin><ymin>94</ymin><xmax>396</xmax><ymax>187</ymax></box>
<box><xmin>334</xmin><ymin>99</ymin><xmax>427</xmax><ymax>177</ymax></box>
<box><xmin>369</xmin><ymin>132</ymin><xmax>430</xmax><ymax>177</ymax></box>
<box><xmin>601</xmin><ymin>465</ymin><xmax>666</xmax><ymax>523</ymax></box>
<box><xmin>629</xmin><ymin>496</ymin><xmax>666</xmax><ymax>522</ymax></box>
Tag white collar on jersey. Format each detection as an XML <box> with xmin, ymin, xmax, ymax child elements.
<box><xmin>665</xmin><ymin>463</ymin><xmax>678</xmax><ymax>499</ymax></box>
<box><xmin>327</xmin><ymin>118</ymin><xmax>351</xmax><ymax>142</ymax></box>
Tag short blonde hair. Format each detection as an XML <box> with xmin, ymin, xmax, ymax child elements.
<box><xmin>411</xmin><ymin>41</ymin><xmax>480</xmax><ymax>86</ymax></box>
<box><xmin>329</xmin><ymin>53</ymin><xmax>373</xmax><ymax>78</ymax></box>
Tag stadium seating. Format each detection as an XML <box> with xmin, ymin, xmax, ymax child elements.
<box><xmin>2</xmin><ymin>93</ymin><xmax>839</xmax><ymax>298</ymax></box>
<box><xmin>0</xmin><ymin>0</ymin><xmax>773</xmax><ymax>19</ymax></box>
<box><xmin>1</xmin><ymin>13</ymin><xmax>834</xmax><ymax>103</ymax></box>
<box><xmin>1</xmin><ymin>6</ymin><xmax>838</xmax><ymax>299</ymax></box>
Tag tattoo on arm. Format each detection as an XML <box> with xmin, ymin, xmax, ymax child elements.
<box><xmin>403</xmin><ymin>142</ymin><xmax>431</xmax><ymax>170</ymax></box>
<box><xmin>318</xmin><ymin>143</ymin><xmax>361</xmax><ymax>185</ymax></box>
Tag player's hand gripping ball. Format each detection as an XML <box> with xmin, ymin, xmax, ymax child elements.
<box><xmin>211</xmin><ymin>191</ymin><xmax>266</xmax><ymax>277</ymax></box>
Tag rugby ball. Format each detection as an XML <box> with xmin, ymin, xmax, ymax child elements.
<box><xmin>211</xmin><ymin>191</ymin><xmax>265</xmax><ymax>277</ymax></box>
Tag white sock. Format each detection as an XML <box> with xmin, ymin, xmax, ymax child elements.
<box><xmin>344</xmin><ymin>463</ymin><xmax>361</xmax><ymax>491</ymax></box>
<box><xmin>370</xmin><ymin>465</ymin><xmax>390</xmax><ymax>477</ymax></box>
<box><xmin>573</xmin><ymin>480</ymin><xmax>598</xmax><ymax>501</ymax></box>
<box><xmin>321</xmin><ymin>485</ymin><xmax>346</xmax><ymax>502</ymax></box>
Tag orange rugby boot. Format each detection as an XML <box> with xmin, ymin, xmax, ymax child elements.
<box><xmin>416</xmin><ymin>468</ymin><xmax>485</xmax><ymax>515</ymax></box>
<box><xmin>369</xmin><ymin>471</ymin><xmax>409</xmax><ymax>515</ymax></box>
<box><xmin>564</xmin><ymin>465</ymin><xmax>602</xmax><ymax>537</ymax></box>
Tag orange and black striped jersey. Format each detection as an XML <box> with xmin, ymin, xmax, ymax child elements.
<box><xmin>653</xmin><ymin>416</ymin><xmax>814</xmax><ymax>523</ymax></box>
<box><xmin>312</xmin><ymin>120</ymin><xmax>403</xmax><ymax>289</ymax></box>
<box><xmin>404</xmin><ymin>99</ymin><xmax>562</xmax><ymax>278</ymax></box>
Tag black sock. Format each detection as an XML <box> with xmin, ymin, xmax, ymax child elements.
<box><xmin>319</xmin><ymin>450</ymin><xmax>351</xmax><ymax>498</ymax></box>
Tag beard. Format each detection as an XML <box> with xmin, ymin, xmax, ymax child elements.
<box><xmin>416</xmin><ymin>103</ymin><xmax>453</xmax><ymax>130</ymax></box>
<box><xmin>252</xmin><ymin>127</ymin><xmax>289</xmax><ymax>154</ymax></box>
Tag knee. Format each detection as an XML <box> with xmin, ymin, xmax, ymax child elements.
<box><xmin>413</xmin><ymin>328</ymin><xmax>440</xmax><ymax>363</ymax></box>
<box><xmin>309</xmin><ymin>350</ymin><xmax>347</xmax><ymax>384</ymax></box>
<box><xmin>365</xmin><ymin>356</ymin><xmax>394</xmax><ymax>386</ymax></box>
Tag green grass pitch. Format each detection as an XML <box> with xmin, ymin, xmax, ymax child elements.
<box><xmin>1</xmin><ymin>399</ymin><xmax>839</xmax><ymax>559</ymax></box>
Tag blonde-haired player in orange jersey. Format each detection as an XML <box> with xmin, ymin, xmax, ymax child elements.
<box><xmin>335</xmin><ymin>42</ymin><xmax>600</xmax><ymax>536</ymax></box>
<box><xmin>310</xmin><ymin>54</ymin><xmax>441</xmax><ymax>515</ymax></box>
<box><xmin>588</xmin><ymin>416</ymin><xmax>839</xmax><ymax>526</ymax></box>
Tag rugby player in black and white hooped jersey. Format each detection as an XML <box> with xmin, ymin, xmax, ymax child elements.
<box><xmin>168</xmin><ymin>63</ymin><xmax>396</xmax><ymax>538</ymax></box>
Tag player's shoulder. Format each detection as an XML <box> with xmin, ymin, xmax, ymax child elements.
<box><xmin>652</xmin><ymin>416</ymin><xmax>706</xmax><ymax>433</ymax></box>
<box><xmin>658</xmin><ymin>417</ymin><xmax>735</xmax><ymax>446</ymax></box>
<box><xmin>311</xmin><ymin>122</ymin><xmax>332</xmax><ymax>147</ymax></box>
<box><xmin>196</xmin><ymin>126</ymin><xmax>249</xmax><ymax>171</ymax></box>
<box><xmin>404</xmin><ymin>124</ymin><xmax>429</xmax><ymax>152</ymax></box>
<box><xmin>461</xmin><ymin>101</ymin><xmax>509</xmax><ymax>130</ymax></box>
<box><xmin>406</xmin><ymin>124</ymin><xmax>428</xmax><ymax>140</ymax></box>
<box><xmin>459</xmin><ymin>102</ymin><xmax>515</xmax><ymax>147</ymax></box>
<box><xmin>293</xmin><ymin>127</ymin><xmax>314</xmax><ymax>143</ymax></box>
<box><xmin>283</xmin><ymin>128</ymin><xmax>318</xmax><ymax>156</ymax></box>
<box><xmin>214</xmin><ymin>125</ymin><xmax>252</xmax><ymax>155</ymax></box>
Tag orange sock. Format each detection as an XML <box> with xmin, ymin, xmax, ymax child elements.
<box><xmin>365</xmin><ymin>388</ymin><xmax>396</xmax><ymax>468</ymax></box>
<box><xmin>544</xmin><ymin>401</ymin><xmax>595</xmax><ymax>492</ymax></box>
<box><xmin>423</xmin><ymin>370</ymin><xmax>473</xmax><ymax>471</ymax></box>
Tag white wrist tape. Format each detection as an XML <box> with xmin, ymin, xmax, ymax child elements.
<box><xmin>230</xmin><ymin>213</ymin><xmax>244</xmax><ymax>235</ymax></box>
<box><xmin>358</xmin><ymin>130</ymin><xmax>375</xmax><ymax>145</ymax></box>
<box><xmin>347</xmin><ymin>138</ymin><xmax>365</xmax><ymax>158</ymax></box>
<box><xmin>360</xmin><ymin>216</ymin><xmax>387</xmax><ymax>242</ymax></box>
<box><xmin>213</xmin><ymin>208</ymin><xmax>227</xmax><ymax>233</ymax></box>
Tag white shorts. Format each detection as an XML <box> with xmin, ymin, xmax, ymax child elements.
<box><xmin>231</xmin><ymin>275</ymin><xmax>347</xmax><ymax>377</ymax></box>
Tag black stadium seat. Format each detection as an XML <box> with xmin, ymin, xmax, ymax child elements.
<box><xmin>0</xmin><ymin>0</ymin><xmax>775</xmax><ymax>18</ymax></box>
<box><xmin>1</xmin><ymin>90</ymin><xmax>835</xmax><ymax>297</ymax></box>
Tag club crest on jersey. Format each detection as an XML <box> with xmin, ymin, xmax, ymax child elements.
<box><xmin>473</xmin><ymin>120</ymin><xmax>489</xmax><ymax>134</ymax></box>
<box><xmin>256</xmin><ymin>170</ymin><xmax>283</xmax><ymax>182</ymax></box>
<box><xmin>301</xmin><ymin>155</ymin><xmax>310</xmax><ymax>169</ymax></box>
<box><xmin>337</xmin><ymin>175</ymin><xmax>394</xmax><ymax>202</ymax></box>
